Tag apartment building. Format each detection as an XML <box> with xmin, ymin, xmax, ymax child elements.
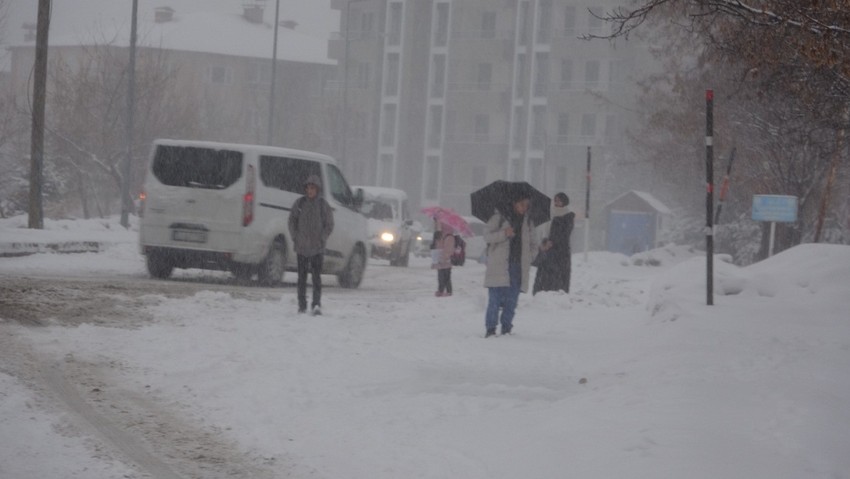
<box><xmin>330</xmin><ymin>0</ymin><xmax>655</xmax><ymax>221</ymax></box>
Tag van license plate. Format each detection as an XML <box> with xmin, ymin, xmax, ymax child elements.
<box><xmin>172</xmin><ymin>229</ymin><xmax>207</xmax><ymax>243</ymax></box>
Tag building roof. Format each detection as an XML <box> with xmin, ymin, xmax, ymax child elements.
<box><xmin>5</xmin><ymin>1</ymin><xmax>334</xmax><ymax>65</ymax></box>
<box><xmin>607</xmin><ymin>190</ymin><xmax>673</xmax><ymax>215</ymax></box>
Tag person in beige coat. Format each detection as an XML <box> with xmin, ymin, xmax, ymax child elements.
<box><xmin>483</xmin><ymin>193</ymin><xmax>538</xmax><ymax>337</ymax></box>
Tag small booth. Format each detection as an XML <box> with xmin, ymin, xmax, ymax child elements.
<box><xmin>604</xmin><ymin>190</ymin><xmax>672</xmax><ymax>255</ymax></box>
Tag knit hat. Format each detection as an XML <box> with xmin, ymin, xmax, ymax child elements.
<box><xmin>304</xmin><ymin>174</ymin><xmax>322</xmax><ymax>190</ymax></box>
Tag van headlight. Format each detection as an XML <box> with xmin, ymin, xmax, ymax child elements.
<box><xmin>380</xmin><ymin>232</ymin><xmax>395</xmax><ymax>243</ymax></box>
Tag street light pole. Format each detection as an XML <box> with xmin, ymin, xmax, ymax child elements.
<box><xmin>267</xmin><ymin>0</ymin><xmax>281</xmax><ymax>145</ymax></box>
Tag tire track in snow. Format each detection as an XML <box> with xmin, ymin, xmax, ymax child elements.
<box><xmin>43</xmin><ymin>361</ymin><xmax>187</xmax><ymax>479</ymax></box>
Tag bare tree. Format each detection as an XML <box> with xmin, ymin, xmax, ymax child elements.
<box><xmin>622</xmin><ymin>11</ymin><xmax>848</xmax><ymax>261</ymax></box>
<box><xmin>43</xmin><ymin>44</ymin><xmax>200</xmax><ymax>217</ymax></box>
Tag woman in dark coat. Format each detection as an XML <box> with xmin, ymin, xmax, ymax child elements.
<box><xmin>533</xmin><ymin>192</ymin><xmax>575</xmax><ymax>294</ymax></box>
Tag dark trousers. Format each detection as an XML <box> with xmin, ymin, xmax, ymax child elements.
<box><xmin>437</xmin><ymin>268</ymin><xmax>452</xmax><ymax>294</ymax></box>
<box><xmin>297</xmin><ymin>254</ymin><xmax>323</xmax><ymax>310</ymax></box>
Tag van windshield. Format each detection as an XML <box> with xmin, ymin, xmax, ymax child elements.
<box><xmin>362</xmin><ymin>199</ymin><xmax>395</xmax><ymax>221</ymax></box>
<box><xmin>152</xmin><ymin>145</ymin><xmax>243</xmax><ymax>189</ymax></box>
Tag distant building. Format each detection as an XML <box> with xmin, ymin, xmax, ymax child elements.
<box><xmin>329</xmin><ymin>0</ymin><xmax>657</xmax><ymax>225</ymax></box>
<box><xmin>5</xmin><ymin>2</ymin><xmax>335</xmax><ymax>150</ymax></box>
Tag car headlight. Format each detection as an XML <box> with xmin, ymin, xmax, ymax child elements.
<box><xmin>380</xmin><ymin>232</ymin><xmax>395</xmax><ymax>243</ymax></box>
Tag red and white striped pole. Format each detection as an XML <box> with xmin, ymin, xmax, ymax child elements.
<box><xmin>584</xmin><ymin>146</ymin><xmax>591</xmax><ymax>261</ymax></box>
<box><xmin>705</xmin><ymin>89</ymin><xmax>714</xmax><ymax>306</ymax></box>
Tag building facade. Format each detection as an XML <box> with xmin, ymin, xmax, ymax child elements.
<box><xmin>330</xmin><ymin>0</ymin><xmax>655</xmax><ymax>228</ymax></box>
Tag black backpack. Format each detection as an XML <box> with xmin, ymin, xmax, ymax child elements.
<box><xmin>450</xmin><ymin>235</ymin><xmax>466</xmax><ymax>266</ymax></box>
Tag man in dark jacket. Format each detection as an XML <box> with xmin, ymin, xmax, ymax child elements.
<box><xmin>288</xmin><ymin>174</ymin><xmax>334</xmax><ymax>315</ymax></box>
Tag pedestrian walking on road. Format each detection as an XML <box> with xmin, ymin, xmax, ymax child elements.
<box><xmin>288</xmin><ymin>174</ymin><xmax>334</xmax><ymax>315</ymax></box>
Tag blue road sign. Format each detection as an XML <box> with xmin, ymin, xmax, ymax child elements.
<box><xmin>752</xmin><ymin>195</ymin><xmax>798</xmax><ymax>222</ymax></box>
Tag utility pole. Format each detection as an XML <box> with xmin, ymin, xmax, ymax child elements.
<box><xmin>28</xmin><ymin>0</ymin><xmax>51</xmax><ymax>229</ymax></box>
<box><xmin>267</xmin><ymin>0</ymin><xmax>281</xmax><ymax>145</ymax></box>
<box><xmin>121</xmin><ymin>0</ymin><xmax>139</xmax><ymax>228</ymax></box>
<box><xmin>705</xmin><ymin>89</ymin><xmax>714</xmax><ymax>306</ymax></box>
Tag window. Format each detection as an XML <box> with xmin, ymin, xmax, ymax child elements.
<box><xmin>529</xmin><ymin>158</ymin><xmax>543</xmax><ymax>186</ymax></box>
<box><xmin>435</xmin><ymin>3</ymin><xmax>449</xmax><ymax>47</ymax></box>
<box><xmin>432</xmin><ymin>54</ymin><xmax>446</xmax><ymax>97</ymax></box>
<box><xmin>560</xmin><ymin>59</ymin><xmax>573</xmax><ymax>89</ymax></box>
<box><xmin>249</xmin><ymin>63</ymin><xmax>271</xmax><ymax>84</ymax></box>
<box><xmin>534</xmin><ymin>52</ymin><xmax>549</xmax><ymax>96</ymax></box>
<box><xmin>475</xmin><ymin>114</ymin><xmax>490</xmax><ymax>142</ymax></box>
<box><xmin>207</xmin><ymin>65</ymin><xmax>231</xmax><ymax>84</ymax></box>
<box><xmin>471</xmin><ymin>165</ymin><xmax>487</xmax><ymax>189</ymax></box>
<box><xmin>531</xmin><ymin>105</ymin><xmax>546</xmax><ymax>149</ymax></box>
<box><xmin>386</xmin><ymin>53</ymin><xmax>400</xmax><ymax>96</ymax></box>
<box><xmin>382</xmin><ymin>104</ymin><xmax>397</xmax><ymax>146</ymax></box>
<box><xmin>445</xmin><ymin>110</ymin><xmax>457</xmax><ymax>142</ymax></box>
<box><xmin>429</xmin><ymin>105</ymin><xmax>443</xmax><ymax>148</ymax></box>
<box><xmin>581</xmin><ymin>113</ymin><xmax>597</xmax><ymax>137</ymax></box>
<box><xmin>388</xmin><ymin>2</ymin><xmax>403</xmax><ymax>45</ymax></box>
<box><xmin>605</xmin><ymin>114</ymin><xmax>617</xmax><ymax>140</ymax></box>
<box><xmin>477</xmin><ymin>63</ymin><xmax>492</xmax><ymax>90</ymax></box>
<box><xmin>327</xmin><ymin>164</ymin><xmax>356</xmax><ymax>208</ymax></box>
<box><xmin>512</xmin><ymin>106</ymin><xmax>525</xmax><ymax>148</ymax></box>
<box><xmin>153</xmin><ymin>146</ymin><xmax>242</xmax><ymax>189</ymax></box>
<box><xmin>585</xmin><ymin>60</ymin><xmax>600</xmax><ymax>88</ymax></box>
<box><xmin>588</xmin><ymin>7</ymin><xmax>604</xmax><ymax>34</ymax></box>
<box><xmin>564</xmin><ymin>5</ymin><xmax>576</xmax><ymax>35</ymax></box>
<box><xmin>537</xmin><ymin>0</ymin><xmax>552</xmax><ymax>43</ymax></box>
<box><xmin>360</xmin><ymin>11</ymin><xmax>375</xmax><ymax>38</ymax></box>
<box><xmin>516</xmin><ymin>53</ymin><xmax>526</xmax><ymax>93</ymax></box>
<box><xmin>556</xmin><ymin>166</ymin><xmax>567</xmax><ymax>190</ymax></box>
<box><xmin>259</xmin><ymin>155</ymin><xmax>321</xmax><ymax>193</ymax></box>
<box><xmin>425</xmin><ymin>156</ymin><xmax>440</xmax><ymax>200</ymax></box>
<box><xmin>558</xmin><ymin>113</ymin><xmax>569</xmax><ymax>142</ymax></box>
<box><xmin>511</xmin><ymin>158</ymin><xmax>523</xmax><ymax>181</ymax></box>
<box><xmin>357</xmin><ymin>62</ymin><xmax>371</xmax><ymax>89</ymax></box>
<box><xmin>518</xmin><ymin>1</ymin><xmax>530</xmax><ymax>46</ymax></box>
<box><xmin>482</xmin><ymin>11</ymin><xmax>496</xmax><ymax>39</ymax></box>
<box><xmin>379</xmin><ymin>154</ymin><xmax>394</xmax><ymax>187</ymax></box>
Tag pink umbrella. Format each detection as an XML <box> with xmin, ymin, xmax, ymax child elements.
<box><xmin>420</xmin><ymin>206</ymin><xmax>474</xmax><ymax>237</ymax></box>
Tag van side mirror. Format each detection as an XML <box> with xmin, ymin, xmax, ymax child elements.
<box><xmin>353</xmin><ymin>188</ymin><xmax>364</xmax><ymax>211</ymax></box>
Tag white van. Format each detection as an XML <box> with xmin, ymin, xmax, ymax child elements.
<box><xmin>353</xmin><ymin>186</ymin><xmax>420</xmax><ymax>267</ymax></box>
<box><xmin>139</xmin><ymin>139</ymin><xmax>369</xmax><ymax>287</ymax></box>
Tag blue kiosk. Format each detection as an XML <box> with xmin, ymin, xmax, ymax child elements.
<box><xmin>604</xmin><ymin>190</ymin><xmax>671</xmax><ymax>256</ymax></box>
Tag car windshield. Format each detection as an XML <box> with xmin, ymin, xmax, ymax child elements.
<box><xmin>362</xmin><ymin>199</ymin><xmax>395</xmax><ymax>221</ymax></box>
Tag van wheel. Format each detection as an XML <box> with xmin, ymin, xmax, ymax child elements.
<box><xmin>258</xmin><ymin>240</ymin><xmax>286</xmax><ymax>286</ymax></box>
<box><xmin>147</xmin><ymin>251</ymin><xmax>173</xmax><ymax>279</ymax></box>
<box><xmin>338</xmin><ymin>247</ymin><xmax>365</xmax><ymax>288</ymax></box>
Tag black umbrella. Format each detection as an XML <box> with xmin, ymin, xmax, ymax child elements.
<box><xmin>470</xmin><ymin>180</ymin><xmax>551</xmax><ymax>227</ymax></box>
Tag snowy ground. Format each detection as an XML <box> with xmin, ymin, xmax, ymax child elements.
<box><xmin>1</xmin><ymin>215</ymin><xmax>849</xmax><ymax>478</ymax></box>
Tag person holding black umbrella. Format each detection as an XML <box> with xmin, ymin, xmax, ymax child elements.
<box><xmin>482</xmin><ymin>191</ymin><xmax>539</xmax><ymax>337</ymax></box>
